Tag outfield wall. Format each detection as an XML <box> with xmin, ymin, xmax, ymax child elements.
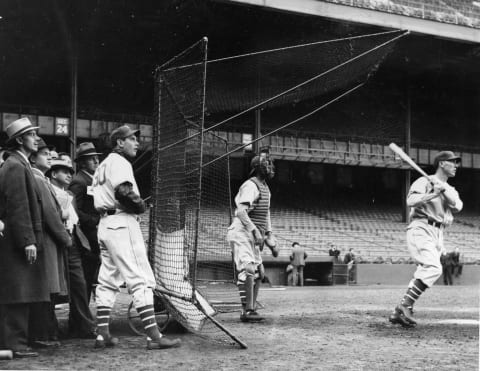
<box><xmin>263</xmin><ymin>261</ymin><xmax>480</xmax><ymax>286</ymax></box>
<box><xmin>357</xmin><ymin>264</ymin><xmax>480</xmax><ymax>286</ymax></box>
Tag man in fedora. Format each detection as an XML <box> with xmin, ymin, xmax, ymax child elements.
<box><xmin>48</xmin><ymin>159</ymin><xmax>97</xmax><ymax>339</ymax></box>
<box><xmin>0</xmin><ymin>117</ymin><xmax>50</xmax><ymax>358</ymax></box>
<box><xmin>69</xmin><ymin>143</ymin><xmax>102</xmax><ymax>305</ymax></box>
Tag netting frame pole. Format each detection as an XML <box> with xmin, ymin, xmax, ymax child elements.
<box><xmin>197</xmin><ymin>306</ymin><xmax>248</xmax><ymax>349</ymax></box>
<box><xmin>149</xmin><ymin>70</ymin><xmax>163</xmax><ymax>267</ymax></box>
<box><xmin>191</xmin><ymin>37</ymin><xmax>209</xmax><ymax>300</ymax></box>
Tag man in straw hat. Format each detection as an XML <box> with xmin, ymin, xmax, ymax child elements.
<box><xmin>0</xmin><ymin>118</ymin><xmax>50</xmax><ymax>358</ymax></box>
<box><xmin>47</xmin><ymin>159</ymin><xmax>97</xmax><ymax>339</ymax></box>
<box><xmin>69</xmin><ymin>143</ymin><xmax>102</xmax><ymax>309</ymax></box>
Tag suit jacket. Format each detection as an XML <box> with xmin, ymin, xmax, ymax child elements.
<box><xmin>0</xmin><ymin>151</ymin><xmax>50</xmax><ymax>304</ymax></box>
<box><xmin>344</xmin><ymin>252</ymin><xmax>355</xmax><ymax>265</ymax></box>
<box><xmin>290</xmin><ymin>246</ymin><xmax>308</xmax><ymax>267</ymax></box>
<box><xmin>32</xmin><ymin>168</ymin><xmax>71</xmax><ymax>296</ymax></box>
<box><xmin>69</xmin><ymin>170</ymin><xmax>100</xmax><ymax>254</ymax></box>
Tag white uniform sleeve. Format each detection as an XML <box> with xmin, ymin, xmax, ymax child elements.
<box><xmin>406</xmin><ymin>177</ymin><xmax>429</xmax><ymax>207</ymax></box>
<box><xmin>443</xmin><ymin>183</ymin><xmax>463</xmax><ymax>213</ymax></box>
<box><xmin>235</xmin><ymin>180</ymin><xmax>259</xmax><ymax>207</ymax></box>
<box><xmin>109</xmin><ymin>155</ymin><xmax>136</xmax><ymax>190</ymax></box>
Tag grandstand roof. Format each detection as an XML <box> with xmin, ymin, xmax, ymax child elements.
<box><xmin>218</xmin><ymin>0</ymin><xmax>480</xmax><ymax>41</ymax></box>
<box><xmin>0</xmin><ymin>0</ymin><xmax>478</xmax><ymax>119</ymax></box>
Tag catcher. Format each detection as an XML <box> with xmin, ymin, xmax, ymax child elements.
<box><xmin>227</xmin><ymin>152</ymin><xmax>279</xmax><ymax>323</ymax></box>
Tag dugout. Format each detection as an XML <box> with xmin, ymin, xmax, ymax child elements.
<box><xmin>262</xmin><ymin>256</ymin><xmax>355</xmax><ymax>286</ymax></box>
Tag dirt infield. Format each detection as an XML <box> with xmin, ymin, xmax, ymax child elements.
<box><xmin>2</xmin><ymin>285</ymin><xmax>478</xmax><ymax>370</ymax></box>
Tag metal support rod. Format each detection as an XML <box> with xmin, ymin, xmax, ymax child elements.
<box><xmin>402</xmin><ymin>83</ymin><xmax>412</xmax><ymax>223</ymax></box>
<box><xmin>253</xmin><ymin>109</ymin><xmax>261</xmax><ymax>154</ymax></box>
<box><xmin>69</xmin><ymin>38</ymin><xmax>78</xmax><ymax>166</ymax></box>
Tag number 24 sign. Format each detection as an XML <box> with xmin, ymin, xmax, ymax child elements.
<box><xmin>55</xmin><ymin>118</ymin><xmax>69</xmax><ymax>136</ymax></box>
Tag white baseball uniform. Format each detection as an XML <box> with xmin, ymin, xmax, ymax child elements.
<box><xmin>406</xmin><ymin>175</ymin><xmax>463</xmax><ymax>287</ymax></box>
<box><xmin>92</xmin><ymin>152</ymin><xmax>155</xmax><ymax>308</ymax></box>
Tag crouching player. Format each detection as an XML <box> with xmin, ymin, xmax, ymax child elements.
<box><xmin>227</xmin><ymin>153</ymin><xmax>279</xmax><ymax>323</ymax></box>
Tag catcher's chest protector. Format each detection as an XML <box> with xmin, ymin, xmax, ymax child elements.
<box><xmin>248</xmin><ymin>177</ymin><xmax>270</xmax><ymax>231</ymax></box>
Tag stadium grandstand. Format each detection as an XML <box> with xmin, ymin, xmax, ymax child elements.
<box><xmin>1</xmin><ymin>0</ymin><xmax>479</xmax><ymax>286</ymax></box>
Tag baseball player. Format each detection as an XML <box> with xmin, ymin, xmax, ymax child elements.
<box><xmin>91</xmin><ymin>125</ymin><xmax>180</xmax><ymax>350</ymax></box>
<box><xmin>389</xmin><ymin>151</ymin><xmax>462</xmax><ymax>327</ymax></box>
<box><xmin>227</xmin><ymin>152</ymin><xmax>279</xmax><ymax>323</ymax></box>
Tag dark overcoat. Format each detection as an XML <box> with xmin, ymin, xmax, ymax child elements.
<box><xmin>32</xmin><ymin>168</ymin><xmax>71</xmax><ymax>297</ymax></box>
<box><xmin>0</xmin><ymin>151</ymin><xmax>50</xmax><ymax>304</ymax></box>
<box><xmin>69</xmin><ymin>170</ymin><xmax>100</xmax><ymax>255</ymax></box>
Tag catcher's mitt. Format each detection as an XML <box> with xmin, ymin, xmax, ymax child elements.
<box><xmin>264</xmin><ymin>234</ymin><xmax>279</xmax><ymax>258</ymax></box>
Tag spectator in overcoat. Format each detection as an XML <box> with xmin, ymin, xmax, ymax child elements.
<box><xmin>0</xmin><ymin>118</ymin><xmax>50</xmax><ymax>358</ymax></box>
<box><xmin>48</xmin><ymin>158</ymin><xmax>97</xmax><ymax>339</ymax></box>
<box><xmin>29</xmin><ymin>138</ymin><xmax>72</xmax><ymax>346</ymax></box>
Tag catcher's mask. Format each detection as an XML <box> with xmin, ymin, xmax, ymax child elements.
<box><xmin>249</xmin><ymin>153</ymin><xmax>275</xmax><ymax>180</ymax></box>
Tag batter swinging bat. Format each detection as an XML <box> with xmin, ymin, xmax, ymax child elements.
<box><xmin>389</xmin><ymin>142</ymin><xmax>431</xmax><ymax>181</ymax></box>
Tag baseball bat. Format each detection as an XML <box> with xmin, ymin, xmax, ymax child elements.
<box><xmin>388</xmin><ymin>143</ymin><xmax>430</xmax><ymax>178</ymax></box>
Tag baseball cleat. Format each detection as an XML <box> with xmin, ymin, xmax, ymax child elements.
<box><xmin>389</xmin><ymin>305</ymin><xmax>416</xmax><ymax>327</ymax></box>
<box><xmin>147</xmin><ymin>337</ymin><xmax>181</xmax><ymax>350</ymax></box>
<box><xmin>240</xmin><ymin>310</ymin><xmax>265</xmax><ymax>323</ymax></box>
<box><xmin>94</xmin><ymin>334</ymin><xmax>119</xmax><ymax>349</ymax></box>
<box><xmin>396</xmin><ymin>304</ymin><xmax>416</xmax><ymax>324</ymax></box>
<box><xmin>389</xmin><ymin>310</ymin><xmax>415</xmax><ymax>328</ymax></box>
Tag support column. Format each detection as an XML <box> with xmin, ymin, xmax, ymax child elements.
<box><xmin>253</xmin><ymin>109</ymin><xmax>261</xmax><ymax>154</ymax></box>
<box><xmin>402</xmin><ymin>85</ymin><xmax>412</xmax><ymax>223</ymax></box>
<box><xmin>70</xmin><ymin>46</ymin><xmax>78</xmax><ymax>164</ymax></box>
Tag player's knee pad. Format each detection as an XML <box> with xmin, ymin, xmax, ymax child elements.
<box><xmin>245</xmin><ymin>263</ymin><xmax>256</xmax><ymax>277</ymax></box>
<box><xmin>237</xmin><ymin>270</ymin><xmax>247</xmax><ymax>283</ymax></box>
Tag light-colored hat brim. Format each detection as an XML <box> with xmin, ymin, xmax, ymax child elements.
<box><xmin>6</xmin><ymin>126</ymin><xmax>40</xmax><ymax>144</ymax></box>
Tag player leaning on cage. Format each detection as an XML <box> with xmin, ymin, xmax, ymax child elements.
<box><xmin>389</xmin><ymin>151</ymin><xmax>463</xmax><ymax>328</ymax></box>
<box><xmin>227</xmin><ymin>152</ymin><xmax>279</xmax><ymax>323</ymax></box>
<box><xmin>91</xmin><ymin>125</ymin><xmax>180</xmax><ymax>350</ymax></box>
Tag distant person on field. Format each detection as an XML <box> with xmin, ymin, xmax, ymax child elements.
<box><xmin>290</xmin><ymin>242</ymin><xmax>308</xmax><ymax>286</ymax></box>
<box><xmin>450</xmin><ymin>247</ymin><xmax>463</xmax><ymax>278</ymax></box>
<box><xmin>344</xmin><ymin>248</ymin><xmax>356</xmax><ymax>283</ymax></box>
<box><xmin>440</xmin><ymin>252</ymin><xmax>453</xmax><ymax>285</ymax></box>
<box><xmin>328</xmin><ymin>242</ymin><xmax>340</xmax><ymax>263</ymax></box>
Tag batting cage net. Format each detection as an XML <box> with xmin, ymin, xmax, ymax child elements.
<box><xmin>150</xmin><ymin>30</ymin><xmax>408</xmax><ymax>348</ymax></box>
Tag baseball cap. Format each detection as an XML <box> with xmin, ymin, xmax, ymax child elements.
<box><xmin>433</xmin><ymin>151</ymin><xmax>461</xmax><ymax>168</ymax></box>
<box><xmin>110</xmin><ymin>125</ymin><xmax>140</xmax><ymax>146</ymax></box>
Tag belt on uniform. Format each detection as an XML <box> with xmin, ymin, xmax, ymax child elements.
<box><xmin>99</xmin><ymin>209</ymin><xmax>117</xmax><ymax>217</ymax></box>
<box><xmin>427</xmin><ymin>219</ymin><xmax>443</xmax><ymax>228</ymax></box>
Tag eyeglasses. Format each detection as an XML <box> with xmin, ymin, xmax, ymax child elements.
<box><xmin>23</xmin><ymin>131</ymin><xmax>38</xmax><ymax>138</ymax></box>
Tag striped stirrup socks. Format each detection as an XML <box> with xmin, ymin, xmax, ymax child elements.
<box><xmin>402</xmin><ymin>279</ymin><xmax>427</xmax><ymax>307</ymax></box>
<box><xmin>96</xmin><ymin>306</ymin><xmax>112</xmax><ymax>338</ymax></box>
<box><xmin>137</xmin><ymin>304</ymin><xmax>162</xmax><ymax>341</ymax></box>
